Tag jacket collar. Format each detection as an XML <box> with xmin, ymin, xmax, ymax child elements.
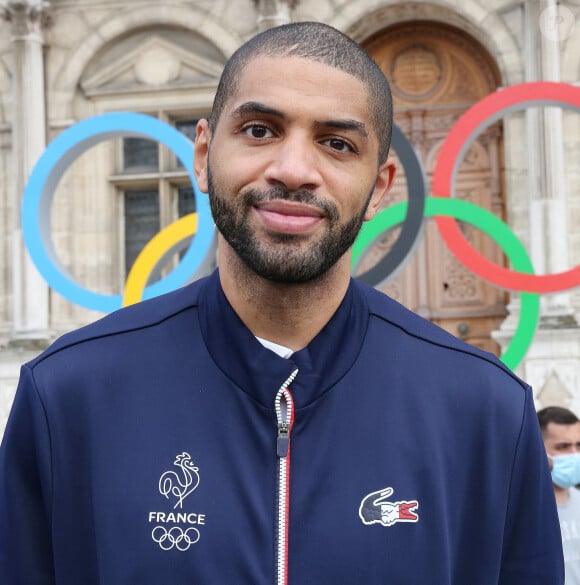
<box><xmin>198</xmin><ymin>270</ymin><xmax>369</xmax><ymax>410</ymax></box>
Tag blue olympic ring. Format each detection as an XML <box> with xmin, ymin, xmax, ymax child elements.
<box><xmin>21</xmin><ymin>112</ymin><xmax>214</xmax><ymax>313</ymax></box>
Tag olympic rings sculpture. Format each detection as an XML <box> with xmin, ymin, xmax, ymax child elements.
<box><xmin>20</xmin><ymin>81</ymin><xmax>580</xmax><ymax>370</ymax></box>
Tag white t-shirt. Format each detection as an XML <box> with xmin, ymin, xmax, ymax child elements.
<box><xmin>558</xmin><ymin>487</ymin><xmax>580</xmax><ymax>584</ymax></box>
<box><xmin>255</xmin><ymin>336</ymin><xmax>294</xmax><ymax>359</ymax></box>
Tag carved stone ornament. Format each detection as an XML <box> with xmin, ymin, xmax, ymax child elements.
<box><xmin>80</xmin><ymin>34</ymin><xmax>224</xmax><ymax>97</ymax></box>
<box><xmin>537</xmin><ymin>370</ymin><xmax>573</xmax><ymax>407</ymax></box>
<box><xmin>1</xmin><ymin>0</ymin><xmax>52</xmax><ymax>34</ymax></box>
<box><xmin>253</xmin><ymin>0</ymin><xmax>297</xmax><ymax>29</ymax></box>
<box><xmin>252</xmin><ymin>0</ymin><xmax>298</xmax><ymax>9</ymax></box>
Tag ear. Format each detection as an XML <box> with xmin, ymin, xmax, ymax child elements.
<box><xmin>364</xmin><ymin>157</ymin><xmax>396</xmax><ymax>221</ymax></box>
<box><xmin>194</xmin><ymin>119</ymin><xmax>211</xmax><ymax>193</ymax></box>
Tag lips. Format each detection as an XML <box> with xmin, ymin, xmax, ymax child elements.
<box><xmin>253</xmin><ymin>200</ymin><xmax>325</xmax><ymax>235</ymax></box>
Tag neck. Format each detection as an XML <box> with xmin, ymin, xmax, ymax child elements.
<box><xmin>217</xmin><ymin>236</ymin><xmax>351</xmax><ymax>351</ymax></box>
<box><xmin>554</xmin><ymin>484</ymin><xmax>570</xmax><ymax>505</ymax></box>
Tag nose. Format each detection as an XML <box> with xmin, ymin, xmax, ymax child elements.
<box><xmin>263</xmin><ymin>132</ymin><xmax>322</xmax><ymax>192</ymax></box>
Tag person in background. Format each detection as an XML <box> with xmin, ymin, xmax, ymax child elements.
<box><xmin>539</xmin><ymin>406</ymin><xmax>580</xmax><ymax>584</ymax></box>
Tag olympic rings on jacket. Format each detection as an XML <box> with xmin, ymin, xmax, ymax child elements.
<box><xmin>151</xmin><ymin>525</ymin><xmax>200</xmax><ymax>551</ymax></box>
<box><xmin>432</xmin><ymin>81</ymin><xmax>580</xmax><ymax>293</ymax></box>
<box><xmin>352</xmin><ymin>197</ymin><xmax>539</xmax><ymax>370</ymax></box>
<box><xmin>21</xmin><ymin>112</ymin><xmax>214</xmax><ymax>313</ymax></box>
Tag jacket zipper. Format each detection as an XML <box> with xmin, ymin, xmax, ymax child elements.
<box><xmin>275</xmin><ymin>369</ymin><xmax>299</xmax><ymax>585</ymax></box>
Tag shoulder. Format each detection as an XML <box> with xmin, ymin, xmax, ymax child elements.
<box><xmin>354</xmin><ymin>279</ymin><xmax>527</xmax><ymax>391</ymax></box>
<box><xmin>28</xmin><ymin>277</ymin><xmax>207</xmax><ymax>370</ymax></box>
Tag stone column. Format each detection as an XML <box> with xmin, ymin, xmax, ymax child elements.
<box><xmin>253</xmin><ymin>0</ymin><xmax>295</xmax><ymax>31</ymax></box>
<box><xmin>537</xmin><ymin>0</ymin><xmax>574</xmax><ymax>323</ymax></box>
<box><xmin>494</xmin><ymin>0</ymin><xmax>580</xmax><ymax>411</ymax></box>
<box><xmin>528</xmin><ymin>0</ymin><xmax>580</xmax><ymax>412</ymax></box>
<box><xmin>1</xmin><ymin>0</ymin><xmax>51</xmax><ymax>345</ymax></box>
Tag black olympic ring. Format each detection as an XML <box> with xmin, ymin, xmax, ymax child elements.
<box><xmin>354</xmin><ymin>123</ymin><xmax>427</xmax><ymax>288</ymax></box>
<box><xmin>151</xmin><ymin>525</ymin><xmax>201</xmax><ymax>551</ymax></box>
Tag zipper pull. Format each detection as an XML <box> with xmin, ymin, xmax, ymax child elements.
<box><xmin>275</xmin><ymin>369</ymin><xmax>299</xmax><ymax>459</ymax></box>
<box><xmin>277</xmin><ymin>422</ymin><xmax>290</xmax><ymax>457</ymax></box>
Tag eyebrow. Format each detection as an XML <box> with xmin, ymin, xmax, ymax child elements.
<box><xmin>318</xmin><ymin>118</ymin><xmax>369</xmax><ymax>140</ymax></box>
<box><xmin>230</xmin><ymin>101</ymin><xmax>287</xmax><ymax>121</ymax></box>
<box><xmin>229</xmin><ymin>101</ymin><xmax>369</xmax><ymax>140</ymax></box>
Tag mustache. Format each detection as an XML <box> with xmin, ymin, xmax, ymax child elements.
<box><xmin>241</xmin><ymin>186</ymin><xmax>340</xmax><ymax>221</ymax></box>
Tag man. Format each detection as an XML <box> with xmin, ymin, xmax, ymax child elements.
<box><xmin>539</xmin><ymin>406</ymin><xmax>580</xmax><ymax>583</ymax></box>
<box><xmin>0</xmin><ymin>22</ymin><xmax>563</xmax><ymax>584</ymax></box>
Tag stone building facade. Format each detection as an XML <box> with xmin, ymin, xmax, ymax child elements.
<box><xmin>1</xmin><ymin>0</ymin><xmax>580</xmax><ymax>438</ymax></box>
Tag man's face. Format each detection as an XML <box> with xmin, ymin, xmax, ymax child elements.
<box><xmin>194</xmin><ymin>56</ymin><xmax>395</xmax><ymax>283</ymax></box>
<box><xmin>543</xmin><ymin>421</ymin><xmax>580</xmax><ymax>457</ymax></box>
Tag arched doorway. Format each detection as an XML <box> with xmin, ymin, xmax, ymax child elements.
<box><xmin>361</xmin><ymin>22</ymin><xmax>506</xmax><ymax>355</ymax></box>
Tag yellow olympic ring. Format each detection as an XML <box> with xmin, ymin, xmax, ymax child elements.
<box><xmin>123</xmin><ymin>213</ymin><xmax>198</xmax><ymax>307</ymax></box>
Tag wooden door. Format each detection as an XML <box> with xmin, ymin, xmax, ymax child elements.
<box><xmin>361</xmin><ymin>22</ymin><xmax>507</xmax><ymax>355</ymax></box>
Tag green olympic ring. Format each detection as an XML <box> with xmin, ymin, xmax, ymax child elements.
<box><xmin>352</xmin><ymin>197</ymin><xmax>539</xmax><ymax>370</ymax></box>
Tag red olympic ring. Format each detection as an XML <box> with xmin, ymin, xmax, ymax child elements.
<box><xmin>432</xmin><ymin>81</ymin><xmax>580</xmax><ymax>293</ymax></box>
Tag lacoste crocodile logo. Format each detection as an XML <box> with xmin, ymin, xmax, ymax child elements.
<box><xmin>359</xmin><ymin>487</ymin><xmax>419</xmax><ymax>527</ymax></box>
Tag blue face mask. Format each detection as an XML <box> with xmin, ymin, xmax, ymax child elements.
<box><xmin>550</xmin><ymin>453</ymin><xmax>580</xmax><ymax>488</ymax></box>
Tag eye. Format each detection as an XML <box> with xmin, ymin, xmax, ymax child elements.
<box><xmin>242</xmin><ymin>124</ymin><xmax>274</xmax><ymax>139</ymax></box>
<box><xmin>323</xmin><ymin>138</ymin><xmax>355</xmax><ymax>153</ymax></box>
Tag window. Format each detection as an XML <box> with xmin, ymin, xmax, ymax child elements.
<box><xmin>123</xmin><ymin>190</ymin><xmax>160</xmax><ymax>274</ymax></box>
<box><xmin>111</xmin><ymin>116</ymin><xmax>204</xmax><ymax>283</ymax></box>
<box><xmin>123</xmin><ymin>137</ymin><xmax>158</xmax><ymax>171</ymax></box>
<box><xmin>175</xmin><ymin>121</ymin><xmax>197</xmax><ymax>168</ymax></box>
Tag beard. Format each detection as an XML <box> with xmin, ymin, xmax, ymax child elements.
<box><xmin>207</xmin><ymin>168</ymin><xmax>373</xmax><ymax>283</ymax></box>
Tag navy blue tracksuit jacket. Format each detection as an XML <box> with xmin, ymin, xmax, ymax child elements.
<box><xmin>0</xmin><ymin>270</ymin><xmax>564</xmax><ymax>584</ymax></box>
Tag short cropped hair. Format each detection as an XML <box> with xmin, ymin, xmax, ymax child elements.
<box><xmin>537</xmin><ymin>406</ymin><xmax>580</xmax><ymax>434</ymax></box>
<box><xmin>209</xmin><ymin>21</ymin><xmax>393</xmax><ymax>163</ymax></box>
